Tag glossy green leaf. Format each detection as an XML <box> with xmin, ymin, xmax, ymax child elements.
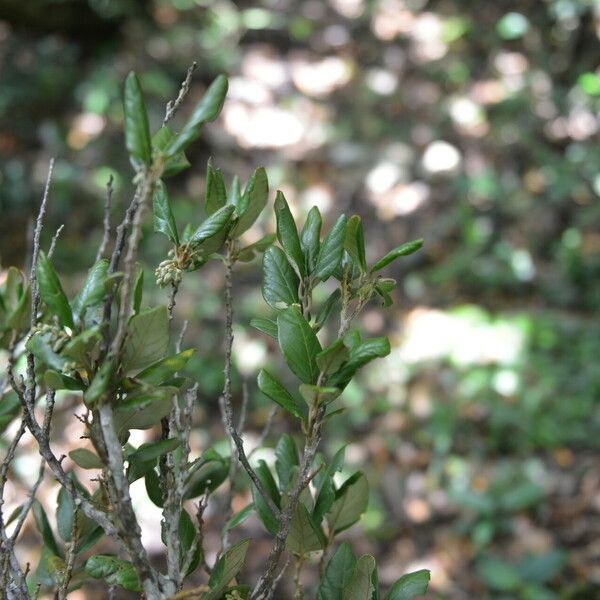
<box><xmin>250</xmin><ymin>316</ymin><xmax>278</xmax><ymax>339</ymax></box>
<box><xmin>205</xmin><ymin>160</ymin><xmax>227</xmax><ymax>215</ymax></box>
<box><xmin>33</xmin><ymin>500</ymin><xmax>61</xmax><ymax>557</ymax></box>
<box><xmin>345</xmin><ymin>215</ymin><xmax>367</xmax><ymax>273</ymax></box>
<box><xmin>287</xmin><ymin>503</ymin><xmax>324</xmax><ymax>556</ymax></box>
<box><xmin>136</xmin><ymin>348</ymin><xmax>194</xmax><ymax>385</ymax></box>
<box><xmin>315</xmin><ymin>288</ymin><xmax>341</xmax><ymax>332</ymax></box>
<box><xmin>69</xmin><ymin>448</ymin><xmax>103</xmax><ymax>469</ymax></box>
<box><xmin>275</xmin><ymin>434</ymin><xmax>299</xmax><ymax>492</ymax></box>
<box><xmin>184</xmin><ymin>456</ymin><xmax>230</xmax><ymax>499</ymax></box>
<box><xmin>262</xmin><ymin>245</ymin><xmax>300</xmax><ymax>309</ymax></box>
<box><xmin>152</xmin><ymin>126</ymin><xmax>190</xmax><ymax>177</ymax></box>
<box><xmin>301</xmin><ymin>206</ymin><xmax>322</xmax><ymax>274</ymax></box>
<box><xmin>317</xmin><ymin>339</ymin><xmax>349</xmax><ymax>375</ymax></box>
<box><xmin>327</xmin><ymin>472</ymin><xmax>369</xmax><ymax>534</ymax></box>
<box><xmin>371</xmin><ymin>239</ymin><xmax>423</xmax><ymax>273</ymax></box>
<box><xmin>44</xmin><ymin>370</ymin><xmax>84</xmax><ymax>391</ymax></box>
<box><xmin>342</xmin><ymin>554</ymin><xmax>377</xmax><ymax>600</ymax></box>
<box><xmin>152</xmin><ymin>180</ymin><xmax>179</xmax><ymax>244</ymax></box>
<box><xmin>189</xmin><ymin>204</ymin><xmax>235</xmax><ymax>245</ymax></box>
<box><xmin>123</xmin><ymin>72</ymin><xmax>152</xmax><ymax>167</ymax></box>
<box><xmin>277</xmin><ymin>306</ymin><xmax>321</xmax><ymax>384</ymax></box>
<box><xmin>72</xmin><ymin>259</ymin><xmax>109</xmax><ymax>321</ymax></box>
<box><xmin>84</xmin><ymin>356</ymin><xmax>116</xmax><ymax>407</ymax></box>
<box><xmin>318</xmin><ymin>542</ymin><xmax>357</xmax><ymax>600</ymax></box>
<box><xmin>230</xmin><ymin>167</ymin><xmax>269</xmax><ymax>237</ymax></box>
<box><xmin>328</xmin><ymin>337</ymin><xmax>391</xmax><ymax>389</ymax></box>
<box><xmin>313</xmin><ymin>446</ymin><xmax>346</xmax><ymax>524</ymax></box>
<box><xmin>257</xmin><ymin>368</ymin><xmax>307</xmax><ymax>420</ymax></box>
<box><xmin>204</xmin><ymin>539</ymin><xmax>250</xmax><ymax>600</ymax></box>
<box><xmin>274</xmin><ymin>191</ymin><xmax>305</xmax><ymax>276</ymax></box>
<box><xmin>25</xmin><ymin>333</ymin><xmax>67</xmax><ymax>371</ymax></box>
<box><xmin>115</xmin><ymin>386</ymin><xmax>176</xmax><ymax>431</ymax></box>
<box><xmin>56</xmin><ymin>486</ymin><xmax>75</xmax><ymax>542</ymax></box>
<box><xmin>36</xmin><ymin>251</ymin><xmax>74</xmax><ymax>329</ymax></box>
<box><xmin>128</xmin><ymin>438</ymin><xmax>180</xmax><ymax>464</ymax></box>
<box><xmin>314</xmin><ymin>215</ymin><xmax>347</xmax><ymax>281</ymax></box>
<box><xmin>299</xmin><ymin>384</ymin><xmax>340</xmax><ymax>406</ymax></box>
<box><xmin>165</xmin><ymin>74</ymin><xmax>228</xmax><ymax>156</ymax></box>
<box><xmin>384</xmin><ymin>570</ymin><xmax>431</xmax><ymax>600</ymax></box>
<box><xmin>252</xmin><ymin>460</ymin><xmax>281</xmax><ymax>535</ymax></box>
<box><xmin>123</xmin><ymin>306</ymin><xmax>169</xmax><ymax>372</ymax></box>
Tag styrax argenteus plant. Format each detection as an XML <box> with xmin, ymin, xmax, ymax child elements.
<box><xmin>0</xmin><ymin>65</ymin><xmax>429</xmax><ymax>600</ymax></box>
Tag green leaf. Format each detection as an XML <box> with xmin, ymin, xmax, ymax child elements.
<box><xmin>69</xmin><ymin>448</ymin><xmax>103</xmax><ymax>469</ymax></box>
<box><xmin>36</xmin><ymin>251</ymin><xmax>74</xmax><ymax>329</ymax></box>
<box><xmin>136</xmin><ymin>348</ymin><xmax>195</xmax><ymax>385</ymax></box>
<box><xmin>345</xmin><ymin>215</ymin><xmax>367</xmax><ymax>273</ymax></box>
<box><xmin>313</xmin><ymin>446</ymin><xmax>346</xmax><ymax>524</ymax></box>
<box><xmin>230</xmin><ymin>167</ymin><xmax>269</xmax><ymax>237</ymax></box>
<box><xmin>328</xmin><ymin>337</ymin><xmax>391</xmax><ymax>389</ymax></box>
<box><xmin>56</xmin><ymin>486</ymin><xmax>75</xmax><ymax>542</ymax></box>
<box><xmin>299</xmin><ymin>384</ymin><xmax>340</xmax><ymax>406</ymax></box>
<box><xmin>25</xmin><ymin>333</ymin><xmax>67</xmax><ymax>371</ymax></box>
<box><xmin>318</xmin><ymin>542</ymin><xmax>357</xmax><ymax>600</ymax></box>
<box><xmin>371</xmin><ymin>239</ymin><xmax>423</xmax><ymax>273</ymax></box>
<box><xmin>274</xmin><ymin>191</ymin><xmax>305</xmax><ymax>276</ymax></box>
<box><xmin>84</xmin><ymin>356</ymin><xmax>116</xmax><ymax>407</ymax></box>
<box><xmin>275</xmin><ymin>434</ymin><xmax>299</xmax><ymax>492</ymax></box>
<box><xmin>44</xmin><ymin>370</ymin><xmax>84</xmax><ymax>391</ymax></box>
<box><xmin>301</xmin><ymin>206</ymin><xmax>322</xmax><ymax>274</ymax></box>
<box><xmin>224</xmin><ymin>504</ymin><xmax>254</xmax><ymax>531</ymax></box>
<box><xmin>314</xmin><ymin>215</ymin><xmax>347</xmax><ymax>281</ymax></box>
<box><xmin>227</xmin><ymin>175</ymin><xmax>241</xmax><ymax>208</ymax></box>
<box><xmin>115</xmin><ymin>386</ymin><xmax>176</xmax><ymax>431</ymax></box>
<box><xmin>128</xmin><ymin>438</ymin><xmax>180</xmax><ymax>464</ymax></box>
<box><xmin>262</xmin><ymin>246</ymin><xmax>300</xmax><ymax>309</ymax></box>
<box><xmin>133</xmin><ymin>268</ymin><xmax>144</xmax><ymax>314</ymax></box>
<box><xmin>33</xmin><ymin>500</ymin><xmax>61</xmax><ymax>557</ymax></box>
<box><xmin>287</xmin><ymin>503</ymin><xmax>324</xmax><ymax>556</ymax></box>
<box><xmin>257</xmin><ymin>369</ymin><xmax>307</xmax><ymax>420</ymax></box>
<box><xmin>123</xmin><ymin>72</ymin><xmax>152</xmax><ymax>167</ymax></box>
<box><xmin>184</xmin><ymin>454</ymin><xmax>229</xmax><ymax>499</ymax></box>
<box><xmin>165</xmin><ymin>74</ymin><xmax>228</xmax><ymax>156</ymax></box>
<box><xmin>85</xmin><ymin>555</ymin><xmax>142</xmax><ymax>592</ymax></box>
<box><xmin>327</xmin><ymin>472</ymin><xmax>369</xmax><ymax>534</ymax></box>
<box><xmin>204</xmin><ymin>539</ymin><xmax>249</xmax><ymax>600</ymax></box>
<box><xmin>72</xmin><ymin>259</ymin><xmax>109</xmax><ymax>321</ymax></box>
<box><xmin>205</xmin><ymin>160</ymin><xmax>227</xmax><ymax>215</ymax></box>
<box><xmin>152</xmin><ymin>126</ymin><xmax>190</xmax><ymax>177</ymax></box>
<box><xmin>317</xmin><ymin>339</ymin><xmax>349</xmax><ymax>375</ymax></box>
<box><xmin>277</xmin><ymin>307</ymin><xmax>321</xmax><ymax>384</ymax></box>
<box><xmin>152</xmin><ymin>180</ymin><xmax>179</xmax><ymax>244</ymax></box>
<box><xmin>342</xmin><ymin>555</ymin><xmax>377</xmax><ymax>600</ymax></box>
<box><xmin>179</xmin><ymin>509</ymin><xmax>201</xmax><ymax>575</ymax></box>
<box><xmin>0</xmin><ymin>392</ymin><xmax>20</xmax><ymax>434</ymax></box>
<box><xmin>315</xmin><ymin>288</ymin><xmax>341</xmax><ymax>332</ymax></box>
<box><xmin>189</xmin><ymin>204</ymin><xmax>235</xmax><ymax>245</ymax></box>
<box><xmin>384</xmin><ymin>570</ymin><xmax>431</xmax><ymax>600</ymax></box>
<box><xmin>252</xmin><ymin>460</ymin><xmax>281</xmax><ymax>535</ymax></box>
<box><xmin>250</xmin><ymin>316</ymin><xmax>278</xmax><ymax>339</ymax></box>
<box><xmin>123</xmin><ymin>306</ymin><xmax>169</xmax><ymax>372</ymax></box>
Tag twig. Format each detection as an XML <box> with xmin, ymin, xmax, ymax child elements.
<box><xmin>56</xmin><ymin>506</ymin><xmax>79</xmax><ymax>600</ymax></box>
<box><xmin>48</xmin><ymin>224</ymin><xmax>64</xmax><ymax>259</ymax></box>
<box><xmin>218</xmin><ymin>242</ymin><xmax>281</xmax><ymax>520</ymax></box>
<box><xmin>167</xmin><ymin>281</ymin><xmax>180</xmax><ymax>322</ymax></box>
<box><xmin>95</xmin><ymin>174</ymin><xmax>114</xmax><ymax>262</ymax></box>
<box><xmin>163</xmin><ymin>62</ymin><xmax>198</xmax><ymax>126</ymax></box>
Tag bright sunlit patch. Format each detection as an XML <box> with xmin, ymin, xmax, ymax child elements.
<box><xmin>300</xmin><ymin>183</ymin><xmax>334</xmax><ymax>214</ymax></box>
<box><xmin>290</xmin><ymin>54</ymin><xmax>353</xmax><ymax>97</ymax></box>
<box><xmin>421</xmin><ymin>140</ymin><xmax>462</xmax><ymax>174</ymax></box>
<box><xmin>241</xmin><ymin>48</ymin><xmax>289</xmax><ymax>88</ymax></box>
<box><xmin>511</xmin><ymin>248</ymin><xmax>536</xmax><ymax>281</ymax></box>
<box><xmin>233</xmin><ymin>326</ymin><xmax>267</xmax><ymax>376</ymax></box>
<box><xmin>493</xmin><ymin>369</ymin><xmax>519</xmax><ymax>396</ymax></box>
<box><xmin>227</xmin><ymin>77</ymin><xmax>272</xmax><ymax>104</ymax></box>
<box><xmin>67</xmin><ymin>113</ymin><xmax>106</xmax><ymax>149</ymax></box>
<box><xmin>329</xmin><ymin>0</ymin><xmax>365</xmax><ymax>19</ymax></box>
<box><xmin>366</xmin><ymin>161</ymin><xmax>402</xmax><ymax>194</ymax></box>
<box><xmin>365</xmin><ymin>68</ymin><xmax>398</xmax><ymax>95</ymax></box>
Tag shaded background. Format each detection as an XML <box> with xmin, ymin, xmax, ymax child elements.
<box><xmin>1</xmin><ymin>0</ymin><xmax>600</xmax><ymax>598</ymax></box>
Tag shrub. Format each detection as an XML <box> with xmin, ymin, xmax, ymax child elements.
<box><xmin>0</xmin><ymin>67</ymin><xmax>427</xmax><ymax>600</ymax></box>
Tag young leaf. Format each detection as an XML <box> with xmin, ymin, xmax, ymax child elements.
<box><xmin>274</xmin><ymin>191</ymin><xmax>305</xmax><ymax>276</ymax></box>
<box><xmin>342</xmin><ymin>554</ymin><xmax>377</xmax><ymax>600</ymax></box>
<box><xmin>314</xmin><ymin>215</ymin><xmax>347</xmax><ymax>281</ymax></box>
<box><xmin>72</xmin><ymin>258</ymin><xmax>109</xmax><ymax>321</ymax></box>
<box><xmin>164</xmin><ymin>74</ymin><xmax>228</xmax><ymax>157</ymax></box>
<box><xmin>286</xmin><ymin>503</ymin><xmax>324</xmax><ymax>556</ymax></box>
<box><xmin>152</xmin><ymin>180</ymin><xmax>179</xmax><ymax>244</ymax></box>
<box><xmin>69</xmin><ymin>448</ymin><xmax>103</xmax><ymax>469</ymax></box>
<box><xmin>262</xmin><ymin>246</ymin><xmax>300</xmax><ymax>309</ymax></box>
<box><xmin>250</xmin><ymin>316</ymin><xmax>278</xmax><ymax>339</ymax></box>
<box><xmin>36</xmin><ymin>251</ymin><xmax>74</xmax><ymax>329</ymax></box>
<box><xmin>277</xmin><ymin>307</ymin><xmax>321</xmax><ymax>384</ymax></box>
<box><xmin>123</xmin><ymin>72</ymin><xmax>152</xmax><ymax>167</ymax></box>
<box><xmin>205</xmin><ymin>160</ymin><xmax>227</xmax><ymax>215</ymax></box>
<box><xmin>371</xmin><ymin>239</ymin><xmax>423</xmax><ymax>273</ymax></box>
<box><xmin>327</xmin><ymin>472</ymin><xmax>369</xmax><ymax>534</ymax></box>
<box><xmin>384</xmin><ymin>570</ymin><xmax>431</xmax><ymax>600</ymax></box>
<box><xmin>123</xmin><ymin>306</ymin><xmax>169</xmax><ymax>372</ymax></box>
<box><xmin>189</xmin><ymin>204</ymin><xmax>235</xmax><ymax>245</ymax></box>
<box><xmin>152</xmin><ymin>126</ymin><xmax>190</xmax><ymax>177</ymax></box>
<box><xmin>299</xmin><ymin>384</ymin><xmax>340</xmax><ymax>406</ymax></box>
<box><xmin>230</xmin><ymin>167</ymin><xmax>269</xmax><ymax>237</ymax></box>
<box><xmin>318</xmin><ymin>542</ymin><xmax>357</xmax><ymax>600</ymax></box>
<box><xmin>257</xmin><ymin>369</ymin><xmax>307</xmax><ymax>420</ymax></box>
<box><xmin>345</xmin><ymin>215</ymin><xmax>367</xmax><ymax>273</ymax></box>
<box><xmin>85</xmin><ymin>555</ymin><xmax>142</xmax><ymax>592</ymax></box>
<box><xmin>136</xmin><ymin>348</ymin><xmax>195</xmax><ymax>385</ymax></box>
<box><xmin>301</xmin><ymin>206</ymin><xmax>322</xmax><ymax>274</ymax></box>
<box><xmin>275</xmin><ymin>434</ymin><xmax>299</xmax><ymax>492</ymax></box>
